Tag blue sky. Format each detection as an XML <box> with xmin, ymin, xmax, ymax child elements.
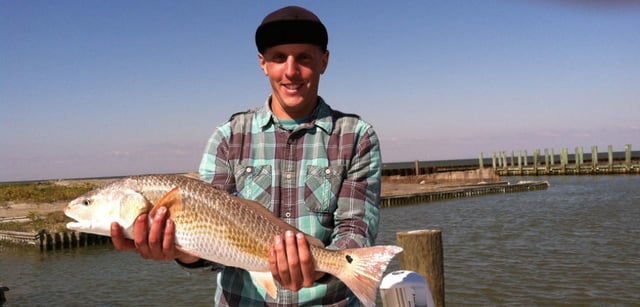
<box><xmin>1</xmin><ymin>1</ymin><xmax>639</xmax><ymax>181</ymax></box>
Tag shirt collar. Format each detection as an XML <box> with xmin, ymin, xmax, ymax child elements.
<box><xmin>257</xmin><ymin>96</ymin><xmax>334</xmax><ymax>134</ymax></box>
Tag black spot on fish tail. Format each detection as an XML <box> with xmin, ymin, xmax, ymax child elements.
<box><xmin>345</xmin><ymin>255</ymin><xmax>353</xmax><ymax>263</ymax></box>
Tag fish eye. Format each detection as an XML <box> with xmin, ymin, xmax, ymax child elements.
<box><xmin>83</xmin><ymin>199</ymin><xmax>92</xmax><ymax>206</ymax></box>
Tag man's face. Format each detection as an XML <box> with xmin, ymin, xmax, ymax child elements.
<box><xmin>259</xmin><ymin>44</ymin><xmax>329</xmax><ymax>119</ymax></box>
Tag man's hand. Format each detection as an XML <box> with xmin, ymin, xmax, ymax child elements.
<box><xmin>110</xmin><ymin>206</ymin><xmax>199</xmax><ymax>264</ymax></box>
<box><xmin>269</xmin><ymin>231</ymin><xmax>325</xmax><ymax>291</ymax></box>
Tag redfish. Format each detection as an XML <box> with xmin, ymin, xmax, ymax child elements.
<box><xmin>65</xmin><ymin>174</ymin><xmax>402</xmax><ymax>306</ymax></box>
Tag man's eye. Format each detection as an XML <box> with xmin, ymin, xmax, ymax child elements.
<box><xmin>297</xmin><ymin>54</ymin><xmax>311</xmax><ymax>61</ymax></box>
<box><xmin>270</xmin><ymin>54</ymin><xmax>286</xmax><ymax>62</ymax></box>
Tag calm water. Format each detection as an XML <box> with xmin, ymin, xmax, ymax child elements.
<box><xmin>1</xmin><ymin>175</ymin><xmax>639</xmax><ymax>306</ymax></box>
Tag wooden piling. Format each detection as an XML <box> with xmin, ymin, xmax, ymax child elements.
<box><xmin>397</xmin><ymin>229</ymin><xmax>445</xmax><ymax>307</ymax></box>
<box><xmin>544</xmin><ymin>148</ymin><xmax>550</xmax><ymax>172</ymax></box>
<box><xmin>626</xmin><ymin>144</ymin><xmax>632</xmax><ymax>169</ymax></box>
<box><xmin>592</xmin><ymin>146</ymin><xmax>598</xmax><ymax>171</ymax></box>
<box><xmin>492</xmin><ymin>152</ymin><xmax>496</xmax><ymax>169</ymax></box>
<box><xmin>608</xmin><ymin>145</ymin><xmax>614</xmax><ymax>172</ymax></box>
<box><xmin>533</xmin><ymin>149</ymin><xmax>539</xmax><ymax>175</ymax></box>
<box><xmin>518</xmin><ymin>150</ymin><xmax>522</xmax><ymax>173</ymax></box>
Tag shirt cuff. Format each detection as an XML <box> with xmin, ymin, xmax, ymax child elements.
<box><xmin>175</xmin><ymin>258</ymin><xmax>209</xmax><ymax>269</ymax></box>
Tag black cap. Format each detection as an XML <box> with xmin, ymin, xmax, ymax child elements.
<box><xmin>255</xmin><ymin>6</ymin><xmax>328</xmax><ymax>54</ymax></box>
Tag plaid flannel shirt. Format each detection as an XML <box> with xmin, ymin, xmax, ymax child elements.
<box><xmin>197</xmin><ymin>96</ymin><xmax>381</xmax><ymax>306</ymax></box>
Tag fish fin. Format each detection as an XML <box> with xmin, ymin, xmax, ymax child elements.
<box><xmin>150</xmin><ymin>186</ymin><xmax>183</xmax><ymax>219</ymax></box>
<box><xmin>249</xmin><ymin>271</ymin><xmax>278</xmax><ymax>299</ymax></box>
<box><xmin>235</xmin><ymin>197</ymin><xmax>325</xmax><ymax>248</ymax></box>
<box><xmin>333</xmin><ymin>245</ymin><xmax>404</xmax><ymax>307</ymax></box>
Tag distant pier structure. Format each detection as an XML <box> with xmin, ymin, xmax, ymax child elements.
<box><xmin>382</xmin><ymin>144</ymin><xmax>638</xmax><ymax>176</ymax></box>
<box><xmin>489</xmin><ymin>144</ymin><xmax>638</xmax><ymax>176</ymax></box>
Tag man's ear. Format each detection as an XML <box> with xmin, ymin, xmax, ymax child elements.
<box><xmin>320</xmin><ymin>50</ymin><xmax>329</xmax><ymax>74</ymax></box>
<box><xmin>258</xmin><ymin>52</ymin><xmax>268</xmax><ymax>75</ymax></box>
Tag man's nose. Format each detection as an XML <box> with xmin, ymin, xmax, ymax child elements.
<box><xmin>285</xmin><ymin>56</ymin><xmax>300</xmax><ymax>78</ymax></box>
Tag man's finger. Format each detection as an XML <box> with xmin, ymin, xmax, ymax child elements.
<box><xmin>162</xmin><ymin>218</ymin><xmax>178</xmax><ymax>259</ymax></box>
<box><xmin>147</xmin><ymin>207</ymin><xmax>167</xmax><ymax>260</ymax></box>
<box><xmin>110</xmin><ymin>222</ymin><xmax>135</xmax><ymax>251</ymax></box>
<box><xmin>133</xmin><ymin>214</ymin><xmax>151</xmax><ymax>259</ymax></box>
<box><xmin>284</xmin><ymin>230</ymin><xmax>302</xmax><ymax>291</ymax></box>
<box><xmin>296</xmin><ymin>232</ymin><xmax>315</xmax><ymax>288</ymax></box>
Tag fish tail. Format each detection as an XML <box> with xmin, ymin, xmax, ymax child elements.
<box><xmin>335</xmin><ymin>245</ymin><xmax>403</xmax><ymax>307</ymax></box>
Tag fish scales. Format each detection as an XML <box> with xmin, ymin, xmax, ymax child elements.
<box><xmin>137</xmin><ymin>175</ymin><xmax>283</xmax><ymax>269</ymax></box>
<box><xmin>65</xmin><ymin>174</ymin><xmax>402</xmax><ymax>306</ymax></box>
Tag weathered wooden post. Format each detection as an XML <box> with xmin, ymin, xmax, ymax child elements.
<box><xmin>625</xmin><ymin>144</ymin><xmax>632</xmax><ymax>170</ymax></box>
<box><xmin>492</xmin><ymin>152</ymin><xmax>496</xmax><ymax>170</ymax></box>
<box><xmin>592</xmin><ymin>145</ymin><xmax>598</xmax><ymax>172</ymax></box>
<box><xmin>560</xmin><ymin>148</ymin><xmax>564</xmax><ymax>166</ymax></box>
<box><xmin>45</xmin><ymin>233</ymin><xmax>53</xmax><ymax>251</ymax></box>
<box><xmin>608</xmin><ymin>145</ymin><xmax>614</xmax><ymax>172</ymax></box>
<box><xmin>575</xmin><ymin>147</ymin><xmax>580</xmax><ymax>174</ymax></box>
<box><xmin>54</xmin><ymin>233</ymin><xmax>62</xmax><ymax>250</ymax></box>
<box><xmin>396</xmin><ymin>229</ymin><xmax>445</xmax><ymax>307</ymax></box>
<box><xmin>71</xmin><ymin>231</ymin><xmax>78</xmax><ymax>248</ymax></box>
<box><xmin>62</xmin><ymin>232</ymin><xmax>70</xmax><ymax>249</ymax></box>
<box><xmin>510</xmin><ymin>151</ymin><xmax>515</xmax><ymax>168</ymax></box>
<box><xmin>544</xmin><ymin>148</ymin><xmax>550</xmax><ymax>173</ymax></box>
<box><xmin>533</xmin><ymin>149</ymin><xmax>540</xmax><ymax>175</ymax></box>
<box><xmin>502</xmin><ymin>151</ymin><xmax>508</xmax><ymax>171</ymax></box>
<box><xmin>518</xmin><ymin>150</ymin><xmax>522</xmax><ymax>175</ymax></box>
<box><xmin>479</xmin><ymin>152</ymin><xmax>484</xmax><ymax>169</ymax></box>
<box><xmin>415</xmin><ymin>160</ymin><xmax>420</xmax><ymax>176</ymax></box>
<box><xmin>79</xmin><ymin>232</ymin><xmax>86</xmax><ymax>246</ymax></box>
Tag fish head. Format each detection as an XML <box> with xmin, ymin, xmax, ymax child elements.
<box><xmin>65</xmin><ymin>182</ymin><xmax>152</xmax><ymax>238</ymax></box>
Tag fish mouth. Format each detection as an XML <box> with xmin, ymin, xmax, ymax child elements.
<box><xmin>66</xmin><ymin>220</ymin><xmax>88</xmax><ymax>231</ymax></box>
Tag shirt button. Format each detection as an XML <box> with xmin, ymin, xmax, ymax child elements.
<box><xmin>286</xmin><ymin>173</ymin><xmax>292</xmax><ymax>179</ymax></box>
<box><xmin>285</xmin><ymin>212</ymin><xmax>291</xmax><ymax>218</ymax></box>
<box><xmin>245</xmin><ymin>167</ymin><xmax>252</xmax><ymax>173</ymax></box>
<box><xmin>325</xmin><ymin>169</ymin><xmax>332</xmax><ymax>175</ymax></box>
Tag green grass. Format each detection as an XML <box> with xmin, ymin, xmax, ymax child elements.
<box><xmin>0</xmin><ymin>181</ymin><xmax>97</xmax><ymax>203</ymax></box>
<box><xmin>0</xmin><ymin>211</ymin><xmax>71</xmax><ymax>233</ymax></box>
<box><xmin>0</xmin><ymin>181</ymin><xmax>97</xmax><ymax>233</ymax></box>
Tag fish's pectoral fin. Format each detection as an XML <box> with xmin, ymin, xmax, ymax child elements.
<box><xmin>249</xmin><ymin>271</ymin><xmax>278</xmax><ymax>299</ymax></box>
<box><xmin>150</xmin><ymin>186</ymin><xmax>183</xmax><ymax>219</ymax></box>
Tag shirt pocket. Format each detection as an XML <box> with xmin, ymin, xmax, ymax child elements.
<box><xmin>233</xmin><ymin>163</ymin><xmax>272</xmax><ymax>209</ymax></box>
<box><xmin>304</xmin><ymin>165</ymin><xmax>346</xmax><ymax>213</ymax></box>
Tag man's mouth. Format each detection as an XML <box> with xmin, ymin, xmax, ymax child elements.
<box><xmin>283</xmin><ymin>83</ymin><xmax>302</xmax><ymax>90</ymax></box>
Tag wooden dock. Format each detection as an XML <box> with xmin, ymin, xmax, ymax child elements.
<box><xmin>380</xmin><ymin>181</ymin><xmax>549</xmax><ymax>207</ymax></box>
<box><xmin>0</xmin><ymin>230</ymin><xmax>110</xmax><ymax>250</ymax></box>
<box><xmin>491</xmin><ymin>144</ymin><xmax>639</xmax><ymax>176</ymax></box>
<box><xmin>382</xmin><ymin>144</ymin><xmax>638</xmax><ymax>177</ymax></box>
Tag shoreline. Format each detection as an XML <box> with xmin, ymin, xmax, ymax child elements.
<box><xmin>1</xmin><ymin>171</ymin><xmax>499</xmax><ymax>220</ymax></box>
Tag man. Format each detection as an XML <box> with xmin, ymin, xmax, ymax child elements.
<box><xmin>111</xmin><ymin>6</ymin><xmax>382</xmax><ymax>306</ymax></box>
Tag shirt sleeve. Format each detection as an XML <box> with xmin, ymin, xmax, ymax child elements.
<box><xmin>199</xmin><ymin>123</ymin><xmax>237</xmax><ymax>194</ymax></box>
<box><xmin>328</xmin><ymin>123</ymin><xmax>382</xmax><ymax>250</ymax></box>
